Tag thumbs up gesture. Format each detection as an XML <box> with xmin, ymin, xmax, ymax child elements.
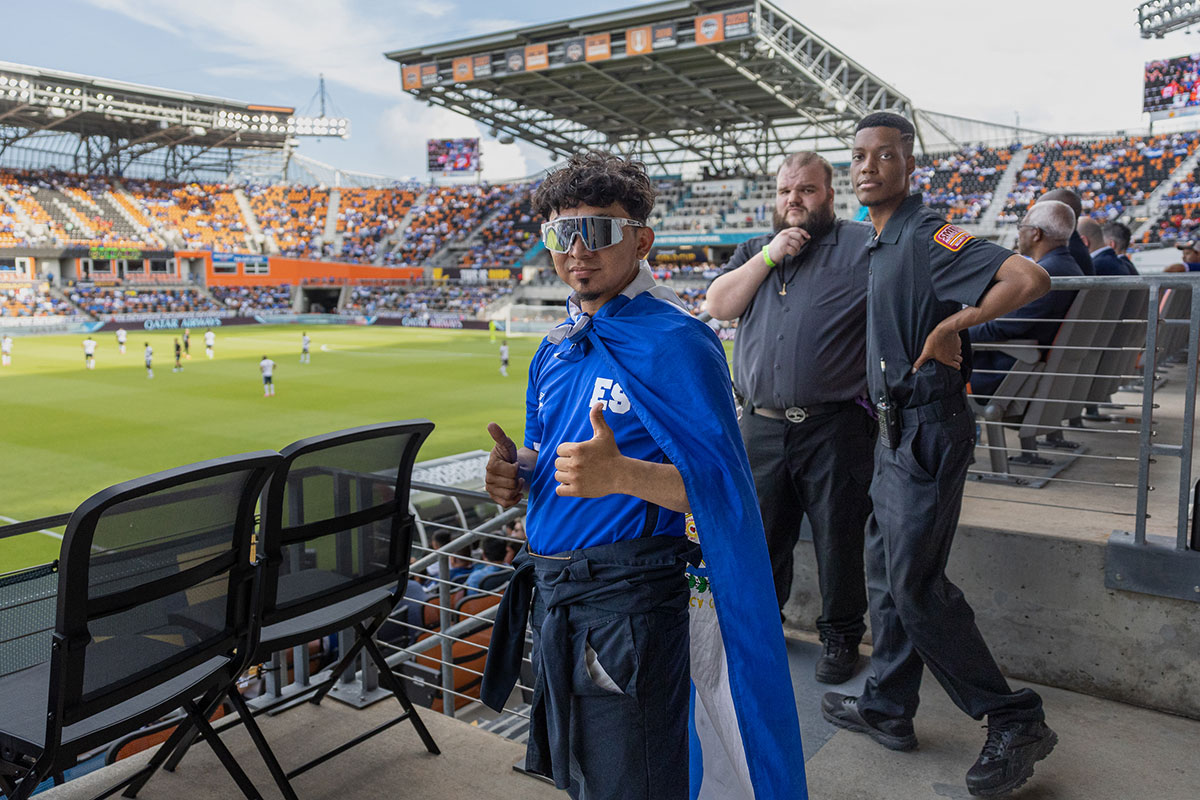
<box><xmin>485</xmin><ymin>422</ymin><xmax>525</xmax><ymax>509</ymax></box>
<box><xmin>554</xmin><ymin>403</ymin><xmax>625</xmax><ymax>498</ymax></box>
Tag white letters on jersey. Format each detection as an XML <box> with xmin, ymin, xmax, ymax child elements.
<box><xmin>588</xmin><ymin>377</ymin><xmax>631</xmax><ymax>414</ymax></box>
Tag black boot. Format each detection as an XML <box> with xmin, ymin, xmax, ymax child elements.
<box><xmin>966</xmin><ymin>720</ymin><xmax>1057</xmax><ymax>796</ymax></box>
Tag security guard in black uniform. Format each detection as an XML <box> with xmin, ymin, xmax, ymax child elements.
<box><xmin>821</xmin><ymin>112</ymin><xmax>1058</xmax><ymax>798</ymax></box>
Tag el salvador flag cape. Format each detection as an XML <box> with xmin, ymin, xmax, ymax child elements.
<box><xmin>565</xmin><ymin>285</ymin><xmax>807</xmax><ymax>800</ymax></box>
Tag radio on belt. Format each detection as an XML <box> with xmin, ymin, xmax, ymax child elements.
<box><xmin>876</xmin><ymin>358</ymin><xmax>900</xmax><ymax>449</ymax></box>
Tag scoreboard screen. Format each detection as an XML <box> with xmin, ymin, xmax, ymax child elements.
<box><xmin>1144</xmin><ymin>53</ymin><xmax>1200</xmax><ymax>120</ymax></box>
<box><xmin>427</xmin><ymin>138</ymin><xmax>481</xmax><ymax>173</ymax></box>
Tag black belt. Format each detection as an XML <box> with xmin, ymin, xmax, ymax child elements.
<box><xmin>899</xmin><ymin>393</ymin><xmax>968</xmax><ymax>426</ymax></box>
<box><xmin>751</xmin><ymin>400</ymin><xmax>857</xmax><ymax>423</ymax></box>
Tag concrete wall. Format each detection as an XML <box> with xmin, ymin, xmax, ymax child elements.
<box><xmin>784</xmin><ymin>525</ymin><xmax>1200</xmax><ymax>719</ymax></box>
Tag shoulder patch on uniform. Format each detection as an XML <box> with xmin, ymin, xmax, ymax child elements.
<box><xmin>933</xmin><ymin>224</ymin><xmax>972</xmax><ymax>252</ymax></box>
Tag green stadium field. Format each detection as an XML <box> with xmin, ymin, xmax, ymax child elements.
<box><xmin>0</xmin><ymin>324</ymin><xmax>546</xmax><ymax>573</ymax></box>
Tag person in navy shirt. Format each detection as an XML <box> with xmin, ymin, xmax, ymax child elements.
<box><xmin>822</xmin><ymin>113</ymin><xmax>1058</xmax><ymax>798</ymax></box>
<box><xmin>970</xmin><ymin>200</ymin><xmax>1084</xmax><ymax>397</ymax></box>
<box><xmin>1078</xmin><ymin>216</ymin><xmax>1134</xmax><ymax>276</ymax></box>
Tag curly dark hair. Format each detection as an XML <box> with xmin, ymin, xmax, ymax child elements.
<box><xmin>532</xmin><ymin>150</ymin><xmax>657</xmax><ymax>223</ymax></box>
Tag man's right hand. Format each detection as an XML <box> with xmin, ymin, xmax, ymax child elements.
<box><xmin>767</xmin><ymin>226</ymin><xmax>811</xmax><ymax>266</ymax></box>
<box><xmin>485</xmin><ymin>422</ymin><xmax>525</xmax><ymax>508</ymax></box>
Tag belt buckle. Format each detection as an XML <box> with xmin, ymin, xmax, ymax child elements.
<box><xmin>785</xmin><ymin>406</ymin><xmax>807</xmax><ymax>423</ymax></box>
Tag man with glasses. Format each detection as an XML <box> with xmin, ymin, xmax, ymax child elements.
<box><xmin>480</xmin><ymin>150</ymin><xmax>804</xmax><ymax>800</ymax></box>
<box><xmin>969</xmin><ymin>200</ymin><xmax>1082</xmax><ymax>399</ymax></box>
<box><xmin>706</xmin><ymin>151</ymin><xmax>874</xmax><ymax>685</ymax></box>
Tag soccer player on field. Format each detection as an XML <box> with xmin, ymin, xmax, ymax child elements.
<box><xmin>260</xmin><ymin>355</ymin><xmax>276</xmax><ymax>397</ymax></box>
<box><xmin>1</xmin><ymin>334</ymin><xmax>12</xmax><ymax>367</ymax></box>
<box><xmin>115</xmin><ymin>327</ymin><xmax>127</xmax><ymax>354</ymax></box>
<box><xmin>173</xmin><ymin>338</ymin><xmax>183</xmax><ymax>372</ymax></box>
<box><xmin>300</xmin><ymin>332</ymin><xmax>311</xmax><ymax>363</ymax></box>
<box><xmin>82</xmin><ymin>336</ymin><xmax>97</xmax><ymax>369</ymax></box>
<box><xmin>144</xmin><ymin>342</ymin><xmax>154</xmax><ymax>379</ymax></box>
<box><xmin>499</xmin><ymin>339</ymin><xmax>509</xmax><ymax>377</ymax></box>
<box><xmin>204</xmin><ymin>328</ymin><xmax>215</xmax><ymax>359</ymax></box>
<box><xmin>183</xmin><ymin>328</ymin><xmax>191</xmax><ymax>359</ymax></box>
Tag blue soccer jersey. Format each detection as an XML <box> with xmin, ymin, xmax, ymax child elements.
<box><xmin>524</xmin><ymin>332</ymin><xmax>685</xmax><ymax>555</ymax></box>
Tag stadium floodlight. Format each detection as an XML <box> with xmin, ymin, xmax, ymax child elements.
<box><xmin>1139</xmin><ymin>0</ymin><xmax>1200</xmax><ymax>38</ymax></box>
<box><xmin>287</xmin><ymin>114</ymin><xmax>350</xmax><ymax>139</ymax></box>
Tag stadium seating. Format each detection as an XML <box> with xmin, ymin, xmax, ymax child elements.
<box><xmin>68</xmin><ymin>286</ymin><xmax>220</xmax><ymax>316</ymax></box>
<box><xmin>913</xmin><ymin>145</ymin><xmax>1014</xmax><ymax>223</ymax></box>
<box><xmin>123</xmin><ymin>179</ymin><xmax>248</xmax><ymax>251</ymax></box>
<box><xmin>210</xmin><ymin>284</ymin><xmax>293</xmax><ymax>314</ymax></box>
<box><xmin>342</xmin><ymin>282</ymin><xmax>513</xmax><ymax>317</ymax></box>
<box><xmin>998</xmin><ymin>133</ymin><xmax>1199</xmax><ymax>224</ymax></box>
<box><xmin>246</xmin><ymin>184</ymin><xmax>330</xmax><ymax>258</ymax></box>
<box><xmin>385</xmin><ymin>185</ymin><xmax>517</xmax><ymax>266</ymax></box>
<box><xmin>458</xmin><ymin>186</ymin><xmax>539</xmax><ymax>267</ymax></box>
<box><xmin>0</xmin><ymin>285</ymin><xmax>77</xmax><ymax>317</ymax></box>
<box><xmin>335</xmin><ymin>187</ymin><xmax>416</xmax><ymax>263</ymax></box>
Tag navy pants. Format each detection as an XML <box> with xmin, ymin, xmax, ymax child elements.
<box><xmin>741</xmin><ymin>404</ymin><xmax>873</xmax><ymax>643</ymax></box>
<box><xmin>529</xmin><ymin>557</ymin><xmax>690</xmax><ymax>800</ymax></box>
<box><xmin>858</xmin><ymin>403</ymin><xmax>1043</xmax><ymax>724</ymax></box>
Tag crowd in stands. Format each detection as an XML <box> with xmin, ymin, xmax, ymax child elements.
<box><xmin>124</xmin><ymin>179</ymin><xmax>247</xmax><ymax>251</ymax></box>
<box><xmin>69</xmin><ymin>287</ymin><xmax>220</xmax><ymax>316</ymax></box>
<box><xmin>0</xmin><ymin>285</ymin><xmax>77</xmax><ymax>317</ymax></box>
<box><xmin>335</xmin><ymin>187</ymin><xmax>417</xmax><ymax>263</ymax></box>
<box><xmin>913</xmin><ymin>145</ymin><xmax>1014</xmax><ymax>223</ymax></box>
<box><xmin>459</xmin><ymin>187</ymin><xmax>539</xmax><ymax>267</ymax></box>
<box><xmin>385</xmin><ymin>185</ymin><xmax>518</xmax><ymax>266</ymax></box>
<box><xmin>210</xmin><ymin>284</ymin><xmax>293</xmax><ymax>314</ymax></box>
<box><xmin>341</xmin><ymin>282</ymin><xmax>513</xmax><ymax>318</ymax></box>
<box><xmin>998</xmin><ymin>133</ymin><xmax>1200</xmax><ymax>225</ymax></box>
<box><xmin>247</xmin><ymin>185</ymin><xmax>330</xmax><ymax>259</ymax></box>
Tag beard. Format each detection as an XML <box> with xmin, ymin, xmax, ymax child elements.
<box><xmin>773</xmin><ymin>203</ymin><xmax>836</xmax><ymax>240</ymax></box>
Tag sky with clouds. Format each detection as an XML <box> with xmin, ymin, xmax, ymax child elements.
<box><xmin>4</xmin><ymin>1</ymin><xmax>1195</xmax><ymax>181</ymax></box>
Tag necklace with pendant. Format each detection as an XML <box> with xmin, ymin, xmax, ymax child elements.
<box><xmin>778</xmin><ymin>260</ymin><xmax>801</xmax><ymax>296</ymax></box>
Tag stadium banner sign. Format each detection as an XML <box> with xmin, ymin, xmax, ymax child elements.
<box><xmin>472</xmin><ymin>54</ymin><xmax>492</xmax><ymax>78</ymax></box>
<box><xmin>695</xmin><ymin>13</ymin><xmax>724</xmax><ymax>45</ymax></box>
<box><xmin>586</xmin><ymin>33</ymin><xmax>612</xmax><ymax>62</ymax></box>
<box><xmin>653</xmin><ymin>23</ymin><xmax>677</xmax><ymax>49</ymax></box>
<box><xmin>452</xmin><ymin>56</ymin><xmax>474</xmax><ymax>81</ymax></box>
<box><xmin>99</xmin><ymin>312</ymin><xmax>240</xmax><ymax>330</ymax></box>
<box><xmin>723</xmin><ymin>9</ymin><xmax>751</xmax><ymax>38</ymax></box>
<box><xmin>626</xmin><ymin>26</ymin><xmax>653</xmax><ymax>55</ymax></box>
<box><xmin>524</xmin><ymin>44</ymin><xmax>549</xmax><ymax>71</ymax></box>
<box><xmin>432</xmin><ymin>266</ymin><xmax>521</xmax><ymax>282</ymax></box>
<box><xmin>653</xmin><ymin>232</ymin><xmax>761</xmax><ymax>246</ymax></box>
<box><xmin>369</xmin><ymin>312</ymin><xmax>489</xmax><ymax>330</ymax></box>
<box><xmin>564</xmin><ymin>38</ymin><xmax>585</xmax><ymax>64</ymax></box>
<box><xmin>505</xmin><ymin>48</ymin><xmax>525</xmax><ymax>73</ymax></box>
<box><xmin>420</xmin><ymin>63</ymin><xmax>439</xmax><ymax>87</ymax></box>
<box><xmin>252</xmin><ymin>313</ymin><xmax>348</xmax><ymax>326</ymax></box>
<box><xmin>401</xmin><ymin>64</ymin><xmax>421</xmax><ymax>90</ymax></box>
<box><xmin>0</xmin><ymin>316</ymin><xmax>87</xmax><ymax>331</ymax></box>
<box><xmin>63</xmin><ymin>246</ymin><xmax>174</xmax><ymax>260</ymax></box>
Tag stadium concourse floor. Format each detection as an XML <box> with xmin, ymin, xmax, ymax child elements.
<box><xmin>41</xmin><ymin>631</ymin><xmax>1198</xmax><ymax>800</ymax></box>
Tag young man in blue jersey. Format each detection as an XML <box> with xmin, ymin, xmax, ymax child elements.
<box><xmin>480</xmin><ymin>151</ymin><xmax>805</xmax><ymax>800</ymax></box>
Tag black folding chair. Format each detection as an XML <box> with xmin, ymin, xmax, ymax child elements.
<box><xmin>0</xmin><ymin>451</ymin><xmax>281</xmax><ymax>800</ymax></box>
<box><xmin>138</xmin><ymin>420</ymin><xmax>440</xmax><ymax>800</ymax></box>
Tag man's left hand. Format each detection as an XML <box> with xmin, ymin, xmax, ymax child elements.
<box><xmin>912</xmin><ymin>324</ymin><xmax>962</xmax><ymax>372</ymax></box>
<box><xmin>554</xmin><ymin>403</ymin><xmax>625</xmax><ymax>498</ymax></box>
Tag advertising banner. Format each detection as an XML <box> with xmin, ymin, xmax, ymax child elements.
<box><xmin>695</xmin><ymin>14</ymin><xmax>725</xmax><ymax>45</ymax></box>
<box><xmin>524</xmin><ymin>43</ymin><xmax>549</xmax><ymax>71</ymax></box>
<box><xmin>586</xmin><ymin>33</ymin><xmax>612</xmax><ymax>62</ymax></box>
<box><xmin>626</xmin><ymin>26</ymin><xmax>653</xmax><ymax>55</ymax></box>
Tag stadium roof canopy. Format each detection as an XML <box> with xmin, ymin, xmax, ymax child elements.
<box><xmin>386</xmin><ymin>0</ymin><xmax>1028</xmax><ymax>174</ymax></box>
<box><xmin>0</xmin><ymin>61</ymin><xmax>342</xmax><ymax>180</ymax></box>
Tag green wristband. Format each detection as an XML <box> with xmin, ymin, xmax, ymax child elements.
<box><xmin>761</xmin><ymin>244</ymin><xmax>776</xmax><ymax>268</ymax></box>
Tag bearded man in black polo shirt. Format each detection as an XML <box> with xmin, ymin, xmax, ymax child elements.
<box><xmin>708</xmin><ymin>152</ymin><xmax>874</xmax><ymax>685</ymax></box>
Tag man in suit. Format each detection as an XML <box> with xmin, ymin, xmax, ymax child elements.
<box><xmin>970</xmin><ymin>200</ymin><xmax>1084</xmax><ymax>398</ymax></box>
<box><xmin>1078</xmin><ymin>216</ymin><xmax>1134</xmax><ymax>276</ymax></box>
<box><xmin>1102</xmin><ymin>221</ymin><xmax>1138</xmax><ymax>275</ymax></box>
<box><xmin>1039</xmin><ymin>189</ymin><xmax>1093</xmax><ymax>276</ymax></box>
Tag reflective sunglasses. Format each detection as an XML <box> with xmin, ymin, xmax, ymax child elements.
<box><xmin>541</xmin><ymin>216</ymin><xmax>643</xmax><ymax>253</ymax></box>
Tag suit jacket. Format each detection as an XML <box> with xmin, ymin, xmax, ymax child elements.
<box><xmin>1091</xmin><ymin>246</ymin><xmax>1133</xmax><ymax>276</ymax></box>
<box><xmin>1068</xmin><ymin>231</ymin><xmax>1094</xmax><ymax>275</ymax></box>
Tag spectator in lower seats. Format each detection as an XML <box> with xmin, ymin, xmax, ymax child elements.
<box><xmin>1102</xmin><ymin>221</ymin><xmax>1138</xmax><ymax>274</ymax></box>
<box><xmin>970</xmin><ymin>200</ymin><xmax>1083</xmax><ymax>397</ymax></box>
<box><xmin>1175</xmin><ymin>240</ymin><xmax>1200</xmax><ymax>271</ymax></box>
<box><xmin>465</xmin><ymin>536</ymin><xmax>510</xmax><ymax>594</ymax></box>
<box><xmin>1039</xmin><ymin>188</ymin><xmax>1094</xmax><ymax>275</ymax></box>
<box><xmin>1078</xmin><ymin>216</ymin><xmax>1133</xmax><ymax>276</ymax></box>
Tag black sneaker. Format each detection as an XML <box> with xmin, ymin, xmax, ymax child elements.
<box><xmin>821</xmin><ymin>693</ymin><xmax>917</xmax><ymax>751</ymax></box>
<box><xmin>966</xmin><ymin>721</ymin><xmax>1057</xmax><ymax>796</ymax></box>
<box><xmin>815</xmin><ymin>640</ymin><xmax>859</xmax><ymax>684</ymax></box>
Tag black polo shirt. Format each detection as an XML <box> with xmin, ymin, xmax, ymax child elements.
<box><xmin>717</xmin><ymin>218</ymin><xmax>873</xmax><ymax>408</ymax></box>
<box><xmin>866</xmin><ymin>194</ymin><xmax>1009</xmax><ymax>408</ymax></box>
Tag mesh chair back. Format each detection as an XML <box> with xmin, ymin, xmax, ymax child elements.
<box><xmin>259</xmin><ymin>420</ymin><xmax>434</xmax><ymax>627</ymax></box>
<box><xmin>0</xmin><ymin>564</ymin><xmax>58</xmax><ymax>679</ymax></box>
<box><xmin>53</xmin><ymin>452</ymin><xmax>281</xmax><ymax>727</ymax></box>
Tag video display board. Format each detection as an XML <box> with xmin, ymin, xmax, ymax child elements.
<box><xmin>427</xmin><ymin>137</ymin><xmax>481</xmax><ymax>172</ymax></box>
